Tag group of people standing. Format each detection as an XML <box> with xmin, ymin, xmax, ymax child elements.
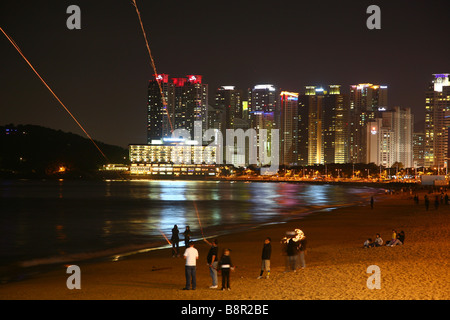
<box><xmin>171</xmin><ymin>224</ymin><xmax>309</xmax><ymax>291</ymax></box>
<box><xmin>171</xmin><ymin>224</ymin><xmax>237</xmax><ymax>291</ymax></box>
<box><xmin>181</xmin><ymin>238</ymin><xmax>235</xmax><ymax>291</ymax></box>
<box><xmin>283</xmin><ymin>236</ymin><xmax>307</xmax><ymax>272</ymax></box>
<box><xmin>417</xmin><ymin>193</ymin><xmax>449</xmax><ymax>211</ymax></box>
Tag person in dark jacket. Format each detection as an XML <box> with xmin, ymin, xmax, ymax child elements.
<box><xmin>285</xmin><ymin>238</ymin><xmax>299</xmax><ymax>272</ymax></box>
<box><xmin>171</xmin><ymin>225</ymin><xmax>179</xmax><ymax>257</ymax></box>
<box><xmin>183</xmin><ymin>226</ymin><xmax>191</xmax><ymax>247</ymax></box>
<box><xmin>258</xmin><ymin>237</ymin><xmax>272</xmax><ymax>279</ymax></box>
<box><xmin>218</xmin><ymin>248</ymin><xmax>234</xmax><ymax>290</ymax></box>
<box><xmin>204</xmin><ymin>238</ymin><xmax>219</xmax><ymax>288</ymax></box>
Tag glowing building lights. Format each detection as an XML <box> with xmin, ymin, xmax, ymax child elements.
<box><xmin>254</xmin><ymin>84</ymin><xmax>276</xmax><ymax>91</ymax></box>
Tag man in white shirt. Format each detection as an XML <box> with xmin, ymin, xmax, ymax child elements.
<box><xmin>183</xmin><ymin>241</ymin><xmax>199</xmax><ymax>290</ymax></box>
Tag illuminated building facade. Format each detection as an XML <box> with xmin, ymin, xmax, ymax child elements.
<box><xmin>349</xmin><ymin>83</ymin><xmax>388</xmax><ymax>163</ymax></box>
<box><xmin>147</xmin><ymin>74</ymin><xmax>208</xmax><ymax>143</ymax></box>
<box><xmin>130</xmin><ymin>139</ymin><xmax>216</xmax><ymax>164</ymax></box>
<box><xmin>248</xmin><ymin>84</ymin><xmax>278</xmax><ymax>128</ymax></box>
<box><xmin>247</xmin><ymin>84</ymin><xmax>278</xmax><ymax>165</ymax></box>
<box><xmin>424</xmin><ymin>74</ymin><xmax>450</xmax><ymax>168</ymax></box>
<box><xmin>279</xmin><ymin>91</ymin><xmax>298</xmax><ymax>165</ymax></box>
<box><xmin>297</xmin><ymin>85</ymin><xmax>349</xmax><ymax>165</ymax></box>
<box><xmin>129</xmin><ymin>139</ymin><xmax>217</xmax><ymax>176</ymax></box>
<box><xmin>147</xmin><ymin>74</ymin><xmax>174</xmax><ymax>143</ymax></box>
<box><xmin>413</xmin><ymin>132</ymin><xmax>425</xmax><ymax>168</ymax></box>
<box><xmin>366</xmin><ymin>107</ymin><xmax>413</xmax><ymax>168</ymax></box>
<box><xmin>214</xmin><ymin>86</ymin><xmax>243</xmax><ymax>129</ymax></box>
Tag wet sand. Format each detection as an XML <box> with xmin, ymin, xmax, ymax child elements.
<box><xmin>0</xmin><ymin>189</ymin><xmax>449</xmax><ymax>300</ymax></box>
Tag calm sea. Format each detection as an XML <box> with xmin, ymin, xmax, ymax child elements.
<box><xmin>0</xmin><ymin>179</ymin><xmax>382</xmax><ymax>278</ymax></box>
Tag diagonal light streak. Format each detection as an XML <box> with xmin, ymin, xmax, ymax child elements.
<box><xmin>131</xmin><ymin>0</ymin><xmax>174</xmax><ymax>133</ymax></box>
<box><xmin>0</xmin><ymin>27</ymin><xmax>109</xmax><ymax>161</ymax></box>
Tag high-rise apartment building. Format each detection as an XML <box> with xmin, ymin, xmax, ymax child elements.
<box><xmin>248</xmin><ymin>84</ymin><xmax>278</xmax><ymax>129</ymax></box>
<box><xmin>297</xmin><ymin>85</ymin><xmax>349</xmax><ymax>165</ymax></box>
<box><xmin>147</xmin><ymin>74</ymin><xmax>208</xmax><ymax>143</ymax></box>
<box><xmin>366</xmin><ymin>106</ymin><xmax>413</xmax><ymax>168</ymax></box>
<box><xmin>424</xmin><ymin>74</ymin><xmax>450</xmax><ymax>168</ymax></box>
<box><xmin>147</xmin><ymin>74</ymin><xmax>174</xmax><ymax>143</ymax></box>
<box><xmin>349</xmin><ymin>83</ymin><xmax>388</xmax><ymax>163</ymax></box>
<box><xmin>247</xmin><ymin>84</ymin><xmax>278</xmax><ymax>165</ymax></box>
<box><xmin>214</xmin><ymin>86</ymin><xmax>243</xmax><ymax>129</ymax></box>
<box><xmin>413</xmin><ymin>132</ymin><xmax>425</xmax><ymax>168</ymax></box>
<box><xmin>279</xmin><ymin>91</ymin><xmax>299</xmax><ymax>165</ymax></box>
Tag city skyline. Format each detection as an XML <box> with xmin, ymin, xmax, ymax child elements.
<box><xmin>1</xmin><ymin>0</ymin><xmax>450</xmax><ymax>148</ymax></box>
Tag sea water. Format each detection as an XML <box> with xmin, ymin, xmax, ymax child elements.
<box><xmin>0</xmin><ymin>179</ymin><xmax>381</xmax><ymax>278</ymax></box>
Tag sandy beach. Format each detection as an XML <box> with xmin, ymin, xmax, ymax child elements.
<box><xmin>0</xmin><ymin>188</ymin><xmax>449</xmax><ymax>300</ymax></box>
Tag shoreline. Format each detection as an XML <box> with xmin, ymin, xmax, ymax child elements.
<box><xmin>1</xmin><ymin>188</ymin><xmax>448</xmax><ymax>300</ymax></box>
<box><xmin>0</xmin><ymin>187</ymin><xmax>376</xmax><ymax>285</ymax></box>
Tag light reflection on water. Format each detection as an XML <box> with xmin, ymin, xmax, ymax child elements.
<box><xmin>0</xmin><ymin>179</ymin><xmax>380</xmax><ymax>266</ymax></box>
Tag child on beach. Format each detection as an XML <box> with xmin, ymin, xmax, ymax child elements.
<box><xmin>363</xmin><ymin>238</ymin><xmax>372</xmax><ymax>248</ymax></box>
<box><xmin>257</xmin><ymin>237</ymin><xmax>271</xmax><ymax>279</ymax></box>
<box><xmin>373</xmin><ymin>233</ymin><xmax>383</xmax><ymax>247</ymax></box>
<box><xmin>218</xmin><ymin>248</ymin><xmax>234</xmax><ymax>290</ymax></box>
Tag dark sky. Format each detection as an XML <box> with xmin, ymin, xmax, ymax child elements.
<box><xmin>1</xmin><ymin>0</ymin><xmax>450</xmax><ymax>148</ymax></box>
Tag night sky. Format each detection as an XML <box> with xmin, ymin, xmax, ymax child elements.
<box><xmin>1</xmin><ymin>0</ymin><xmax>449</xmax><ymax>148</ymax></box>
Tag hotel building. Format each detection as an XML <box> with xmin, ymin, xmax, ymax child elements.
<box><xmin>129</xmin><ymin>138</ymin><xmax>217</xmax><ymax>176</ymax></box>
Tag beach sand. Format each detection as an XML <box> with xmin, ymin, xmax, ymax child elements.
<box><xmin>0</xmin><ymin>189</ymin><xmax>449</xmax><ymax>300</ymax></box>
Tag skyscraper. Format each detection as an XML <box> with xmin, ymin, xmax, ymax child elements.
<box><xmin>147</xmin><ymin>74</ymin><xmax>208</xmax><ymax>143</ymax></box>
<box><xmin>349</xmin><ymin>83</ymin><xmax>388</xmax><ymax>163</ymax></box>
<box><xmin>147</xmin><ymin>74</ymin><xmax>174</xmax><ymax>143</ymax></box>
<box><xmin>297</xmin><ymin>85</ymin><xmax>349</xmax><ymax>165</ymax></box>
<box><xmin>366</xmin><ymin>106</ymin><xmax>413</xmax><ymax>168</ymax></box>
<box><xmin>424</xmin><ymin>73</ymin><xmax>450</xmax><ymax>169</ymax></box>
<box><xmin>413</xmin><ymin>132</ymin><xmax>425</xmax><ymax>168</ymax></box>
<box><xmin>248</xmin><ymin>84</ymin><xmax>278</xmax><ymax>165</ymax></box>
<box><xmin>182</xmin><ymin>75</ymin><xmax>209</xmax><ymax>135</ymax></box>
<box><xmin>279</xmin><ymin>91</ymin><xmax>298</xmax><ymax>165</ymax></box>
<box><xmin>248</xmin><ymin>84</ymin><xmax>278</xmax><ymax>129</ymax></box>
<box><xmin>214</xmin><ymin>86</ymin><xmax>243</xmax><ymax>128</ymax></box>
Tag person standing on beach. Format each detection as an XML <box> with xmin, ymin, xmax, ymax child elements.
<box><xmin>183</xmin><ymin>241</ymin><xmax>198</xmax><ymax>290</ymax></box>
<box><xmin>171</xmin><ymin>225</ymin><xmax>180</xmax><ymax>257</ymax></box>
<box><xmin>218</xmin><ymin>248</ymin><xmax>234</xmax><ymax>290</ymax></box>
<box><xmin>370</xmin><ymin>196</ymin><xmax>374</xmax><ymax>209</ymax></box>
<box><xmin>204</xmin><ymin>238</ymin><xmax>219</xmax><ymax>288</ymax></box>
<box><xmin>258</xmin><ymin>237</ymin><xmax>272</xmax><ymax>279</ymax></box>
<box><xmin>285</xmin><ymin>238</ymin><xmax>298</xmax><ymax>272</ymax></box>
<box><xmin>183</xmin><ymin>226</ymin><xmax>191</xmax><ymax>247</ymax></box>
<box><xmin>298</xmin><ymin>236</ymin><xmax>307</xmax><ymax>269</ymax></box>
